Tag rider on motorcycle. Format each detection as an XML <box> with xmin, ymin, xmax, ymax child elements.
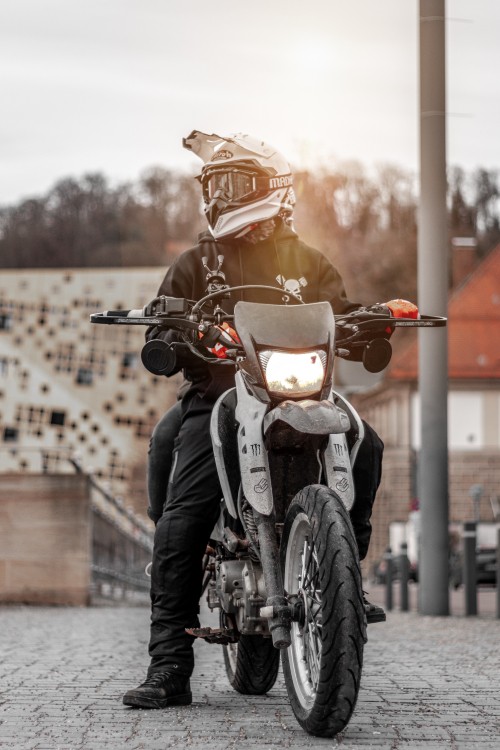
<box><xmin>123</xmin><ymin>131</ymin><xmax>412</xmax><ymax>709</ymax></box>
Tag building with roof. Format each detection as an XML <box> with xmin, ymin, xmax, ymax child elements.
<box><xmin>351</xmin><ymin>245</ymin><xmax>500</xmax><ymax>570</ymax></box>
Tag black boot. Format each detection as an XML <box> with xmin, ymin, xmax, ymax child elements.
<box><xmin>363</xmin><ymin>594</ymin><xmax>386</xmax><ymax>624</ymax></box>
<box><xmin>123</xmin><ymin>671</ymin><xmax>192</xmax><ymax>709</ymax></box>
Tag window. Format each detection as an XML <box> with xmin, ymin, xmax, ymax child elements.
<box><xmin>0</xmin><ymin>314</ymin><xmax>12</xmax><ymax>331</ymax></box>
<box><xmin>76</xmin><ymin>368</ymin><xmax>93</xmax><ymax>385</ymax></box>
<box><xmin>50</xmin><ymin>410</ymin><xmax>66</xmax><ymax>426</ymax></box>
<box><xmin>3</xmin><ymin>427</ymin><xmax>18</xmax><ymax>442</ymax></box>
<box><xmin>122</xmin><ymin>352</ymin><xmax>138</xmax><ymax>368</ymax></box>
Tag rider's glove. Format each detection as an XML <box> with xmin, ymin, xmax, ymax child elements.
<box><xmin>198</xmin><ymin>322</ymin><xmax>241</xmax><ymax>360</ymax></box>
<box><xmin>343</xmin><ymin>299</ymin><xmax>419</xmax><ymax>362</ymax></box>
<box><xmin>369</xmin><ymin>300</ymin><xmax>419</xmax><ymax>343</ymax></box>
<box><xmin>363</xmin><ymin>300</ymin><xmax>419</xmax><ymax>319</ymax></box>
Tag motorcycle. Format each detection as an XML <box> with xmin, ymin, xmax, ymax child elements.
<box><xmin>91</xmin><ymin>286</ymin><xmax>444</xmax><ymax>737</ymax></box>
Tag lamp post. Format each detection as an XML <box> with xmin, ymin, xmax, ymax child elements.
<box><xmin>417</xmin><ymin>0</ymin><xmax>450</xmax><ymax>616</ymax></box>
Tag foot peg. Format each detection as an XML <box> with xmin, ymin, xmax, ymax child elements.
<box><xmin>185</xmin><ymin>626</ymin><xmax>239</xmax><ymax>645</ymax></box>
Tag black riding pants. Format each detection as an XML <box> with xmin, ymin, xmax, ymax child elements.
<box><xmin>148</xmin><ymin>391</ymin><xmax>221</xmax><ymax>676</ymax></box>
<box><xmin>147</xmin><ymin>392</ymin><xmax>383</xmax><ymax>676</ymax></box>
<box><xmin>350</xmin><ymin>421</ymin><xmax>384</xmax><ymax>559</ymax></box>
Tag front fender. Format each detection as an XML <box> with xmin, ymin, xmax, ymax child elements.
<box><xmin>263</xmin><ymin>399</ymin><xmax>351</xmax><ymax>437</ymax></box>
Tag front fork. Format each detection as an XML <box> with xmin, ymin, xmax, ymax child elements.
<box><xmin>254</xmin><ymin>511</ymin><xmax>292</xmax><ymax>649</ymax></box>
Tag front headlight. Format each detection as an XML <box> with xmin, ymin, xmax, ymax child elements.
<box><xmin>258</xmin><ymin>350</ymin><xmax>326</xmax><ymax>398</ymax></box>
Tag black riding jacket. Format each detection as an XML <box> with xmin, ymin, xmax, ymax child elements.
<box><xmin>148</xmin><ymin>221</ymin><xmax>360</xmax><ymax>400</ymax></box>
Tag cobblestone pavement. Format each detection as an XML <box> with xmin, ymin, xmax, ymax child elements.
<box><xmin>0</xmin><ymin>601</ymin><xmax>499</xmax><ymax>750</ymax></box>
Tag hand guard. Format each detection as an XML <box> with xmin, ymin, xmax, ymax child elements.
<box><xmin>384</xmin><ymin>299</ymin><xmax>419</xmax><ymax>319</ymax></box>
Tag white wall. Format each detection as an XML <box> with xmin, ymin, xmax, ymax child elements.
<box><xmin>411</xmin><ymin>391</ymin><xmax>493</xmax><ymax>450</ymax></box>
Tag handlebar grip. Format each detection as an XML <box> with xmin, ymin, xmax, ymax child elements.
<box><xmin>90</xmin><ymin>310</ymin><xmax>151</xmax><ymax>325</ymax></box>
<box><xmin>103</xmin><ymin>309</ymin><xmax>144</xmax><ymax>317</ymax></box>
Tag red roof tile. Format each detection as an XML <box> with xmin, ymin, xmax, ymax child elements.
<box><xmin>389</xmin><ymin>244</ymin><xmax>500</xmax><ymax>381</ymax></box>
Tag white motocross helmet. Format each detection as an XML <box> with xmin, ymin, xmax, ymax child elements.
<box><xmin>183</xmin><ymin>130</ymin><xmax>295</xmax><ymax>240</ymax></box>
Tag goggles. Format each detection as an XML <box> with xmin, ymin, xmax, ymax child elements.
<box><xmin>200</xmin><ymin>167</ymin><xmax>293</xmax><ymax>205</ymax></box>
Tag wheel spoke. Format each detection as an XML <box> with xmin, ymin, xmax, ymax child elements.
<box><xmin>302</xmin><ymin>550</ymin><xmax>314</xmax><ymax>588</ymax></box>
<box><xmin>299</xmin><ymin>539</ymin><xmax>311</xmax><ymax>587</ymax></box>
<box><xmin>300</xmin><ymin>540</ymin><xmax>323</xmax><ymax>690</ymax></box>
<box><xmin>306</xmin><ymin>622</ymin><xmax>321</xmax><ymax>684</ymax></box>
<box><xmin>284</xmin><ymin>511</ymin><xmax>327</xmax><ymax>711</ymax></box>
<box><xmin>302</xmin><ymin>543</ymin><xmax>319</xmax><ymax>590</ymax></box>
<box><xmin>308</xmin><ymin>603</ymin><xmax>322</xmax><ymax>628</ymax></box>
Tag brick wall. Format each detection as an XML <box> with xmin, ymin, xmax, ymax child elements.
<box><xmin>363</xmin><ymin>447</ymin><xmax>413</xmax><ymax>572</ymax></box>
<box><xmin>363</xmin><ymin>447</ymin><xmax>500</xmax><ymax>573</ymax></box>
<box><xmin>448</xmin><ymin>450</ymin><xmax>500</xmax><ymax>521</ymax></box>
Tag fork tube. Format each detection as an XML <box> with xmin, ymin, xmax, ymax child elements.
<box><xmin>254</xmin><ymin>511</ymin><xmax>291</xmax><ymax>648</ymax></box>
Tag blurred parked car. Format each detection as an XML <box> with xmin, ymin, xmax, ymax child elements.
<box><xmin>450</xmin><ymin>547</ymin><xmax>497</xmax><ymax>588</ymax></box>
<box><xmin>372</xmin><ymin>547</ymin><xmax>497</xmax><ymax>587</ymax></box>
<box><xmin>476</xmin><ymin>547</ymin><xmax>498</xmax><ymax>583</ymax></box>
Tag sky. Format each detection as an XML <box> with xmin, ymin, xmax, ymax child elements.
<box><xmin>1</xmin><ymin>0</ymin><xmax>499</xmax><ymax>205</ymax></box>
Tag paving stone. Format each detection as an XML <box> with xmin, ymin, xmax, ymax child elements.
<box><xmin>0</xmin><ymin>603</ymin><xmax>499</xmax><ymax>749</ymax></box>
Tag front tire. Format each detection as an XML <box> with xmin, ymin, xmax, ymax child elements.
<box><xmin>223</xmin><ymin>635</ymin><xmax>280</xmax><ymax>695</ymax></box>
<box><xmin>281</xmin><ymin>484</ymin><xmax>366</xmax><ymax>737</ymax></box>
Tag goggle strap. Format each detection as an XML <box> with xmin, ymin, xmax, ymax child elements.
<box><xmin>202</xmin><ymin>171</ymin><xmax>293</xmax><ymax>192</ymax></box>
<box><xmin>257</xmin><ymin>174</ymin><xmax>293</xmax><ymax>191</ymax></box>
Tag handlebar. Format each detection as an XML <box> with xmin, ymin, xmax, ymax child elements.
<box><xmin>90</xmin><ymin>310</ymin><xmax>156</xmax><ymax>325</ymax></box>
<box><xmin>90</xmin><ymin>309</ymin><xmax>447</xmax><ymax>329</ymax></box>
<box><xmin>90</xmin><ymin>300</ymin><xmax>446</xmax><ymax>375</ymax></box>
<box><xmin>89</xmin><ymin>311</ymin><xmax>202</xmax><ymax>332</ymax></box>
<box><xmin>90</xmin><ymin>304</ymin><xmax>445</xmax><ymax>342</ymax></box>
<box><xmin>335</xmin><ymin>313</ymin><xmax>447</xmax><ymax>329</ymax></box>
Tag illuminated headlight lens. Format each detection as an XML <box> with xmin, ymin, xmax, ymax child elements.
<box><xmin>258</xmin><ymin>350</ymin><xmax>326</xmax><ymax>397</ymax></box>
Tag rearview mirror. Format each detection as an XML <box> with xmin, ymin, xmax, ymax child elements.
<box><xmin>141</xmin><ymin>340</ymin><xmax>177</xmax><ymax>376</ymax></box>
<box><xmin>362</xmin><ymin>338</ymin><xmax>392</xmax><ymax>373</ymax></box>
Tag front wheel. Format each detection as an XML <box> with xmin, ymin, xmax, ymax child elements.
<box><xmin>281</xmin><ymin>484</ymin><xmax>366</xmax><ymax>737</ymax></box>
